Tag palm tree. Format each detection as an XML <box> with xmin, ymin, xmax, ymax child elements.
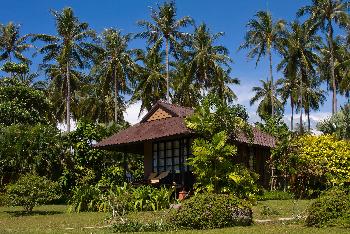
<box><xmin>240</xmin><ymin>11</ymin><xmax>286</xmax><ymax>116</ymax></box>
<box><xmin>131</xmin><ymin>41</ymin><xmax>166</xmax><ymax>114</ymax></box>
<box><xmin>278</xmin><ymin>75</ymin><xmax>298</xmax><ymax>130</ymax></box>
<box><xmin>189</xmin><ymin>23</ymin><xmax>238</xmax><ymax>103</ymax></box>
<box><xmin>250</xmin><ymin>79</ymin><xmax>283</xmax><ymax>119</ymax></box>
<box><xmin>0</xmin><ymin>22</ymin><xmax>31</xmax><ymax>64</ymax></box>
<box><xmin>33</xmin><ymin>7</ymin><xmax>97</xmax><ymax>132</ymax></box>
<box><xmin>172</xmin><ymin>60</ymin><xmax>201</xmax><ymax>107</ymax></box>
<box><xmin>298</xmin><ymin>0</ymin><xmax>350</xmax><ymax>114</ymax></box>
<box><xmin>278</xmin><ymin>21</ymin><xmax>321</xmax><ymax>133</ymax></box>
<box><xmin>76</xmin><ymin>80</ymin><xmax>122</xmax><ymax>124</ymax></box>
<box><xmin>137</xmin><ymin>1</ymin><xmax>193</xmax><ymax>102</ymax></box>
<box><xmin>94</xmin><ymin>28</ymin><xmax>135</xmax><ymax>123</ymax></box>
<box><xmin>303</xmin><ymin>77</ymin><xmax>326</xmax><ymax>131</ymax></box>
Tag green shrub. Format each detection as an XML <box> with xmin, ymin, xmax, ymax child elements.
<box><xmin>169</xmin><ymin>193</ymin><xmax>252</xmax><ymax>229</ymax></box>
<box><xmin>257</xmin><ymin>190</ymin><xmax>294</xmax><ymax>201</ymax></box>
<box><xmin>67</xmin><ymin>185</ymin><xmax>104</xmax><ymax>213</ymax></box>
<box><xmin>306</xmin><ymin>187</ymin><xmax>350</xmax><ymax>227</ymax></box>
<box><xmin>5</xmin><ymin>173</ymin><xmax>60</xmax><ymax>212</ymax></box>
<box><xmin>132</xmin><ymin>185</ymin><xmax>173</xmax><ymax>211</ymax></box>
<box><xmin>113</xmin><ymin>220</ymin><xmax>174</xmax><ymax>233</ymax></box>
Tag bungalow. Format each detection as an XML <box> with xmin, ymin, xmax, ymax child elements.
<box><xmin>95</xmin><ymin>101</ymin><xmax>275</xmax><ymax>190</ymax></box>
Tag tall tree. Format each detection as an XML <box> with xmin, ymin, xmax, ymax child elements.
<box><xmin>131</xmin><ymin>42</ymin><xmax>166</xmax><ymax>114</ymax></box>
<box><xmin>240</xmin><ymin>11</ymin><xmax>286</xmax><ymax>116</ymax></box>
<box><xmin>190</xmin><ymin>23</ymin><xmax>238</xmax><ymax>104</ymax></box>
<box><xmin>94</xmin><ymin>28</ymin><xmax>135</xmax><ymax>123</ymax></box>
<box><xmin>137</xmin><ymin>1</ymin><xmax>193</xmax><ymax>102</ymax></box>
<box><xmin>33</xmin><ymin>7</ymin><xmax>97</xmax><ymax>132</ymax></box>
<box><xmin>278</xmin><ymin>22</ymin><xmax>321</xmax><ymax>133</ymax></box>
<box><xmin>278</xmin><ymin>74</ymin><xmax>298</xmax><ymax>130</ymax></box>
<box><xmin>298</xmin><ymin>0</ymin><xmax>350</xmax><ymax>114</ymax></box>
<box><xmin>250</xmin><ymin>79</ymin><xmax>283</xmax><ymax>119</ymax></box>
<box><xmin>303</xmin><ymin>77</ymin><xmax>326</xmax><ymax>131</ymax></box>
<box><xmin>0</xmin><ymin>22</ymin><xmax>31</xmax><ymax>64</ymax></box>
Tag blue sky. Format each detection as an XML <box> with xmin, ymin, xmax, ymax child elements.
<box><xmin>0</xmin><ymin>0</ymin><xmax>348</xmax><ymax>128</ymax></box>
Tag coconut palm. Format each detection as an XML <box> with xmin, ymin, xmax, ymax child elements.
<box><xmin>298</xmin><ymin>0</ymin><xmax>350</xmax><ymax>114</ymax></box>
<box><xmin>137</xmin><ymin>1</ymin><xmax>193</xmax><ymax>102</ymax></box>
<box><xmin>93</xmin><ymin>28</ymin><xmax>135</xmax><ymax>123</ymax></box>
<box><xmin>278</xmin><ymin>75</ymin><xmax>298</xmax><ymax>130</ymax></box>
<box><xmin>278</xmin><ymin>21</ymin><xmax>321</xmax><ymax>133</ymax></box>
<box><xmin>0</xmin><ymin>22</ymin><xmax>31</xmax><ymax>64</ymax></box>
<box><xmin>303</xmin><ymin>77</ymin><xmax>326</xmax><ymax>131</ymax></box>
<box><xmin>172</xmin><ymin>60</ymin><xmax>201</xmax><ymax>107</ymax></box>
<box><xmin>188</xmin><ymin>23</ymin><xmax>238</xmax><ymax>103</ymax></box>
<box><xmin>240</xmin><ymin>11</ymin><xmax>286</xmax><ymax>116</ymax></box>
<box><xmin>32</xmin><ymin>7</ymin><xmax>97</xmax><ymax>132</ymax></box>
<box><xmin>131</xmin><ymin>41</ymin><xmax>166</xmax><ymax>114</ymax></box>
<box><xmin>250</xmin><ymin>79</ymin><xmax>283</xmax><ymax>119</ymax></box>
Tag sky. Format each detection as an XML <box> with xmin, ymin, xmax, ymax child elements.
<box><xmin>0</xmin><ymin>0</ymin><xmax>348</xmax><ymax>129</ymax></box>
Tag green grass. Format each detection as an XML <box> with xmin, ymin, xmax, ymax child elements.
<box><xmin>0</xmin><ymin>200</ymin><xmax>349</xmax><ymax>233</ymax></box>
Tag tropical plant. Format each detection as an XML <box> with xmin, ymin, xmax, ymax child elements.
<box><xmin>240</xmin><ymin>11</ymin><xmax>286</xmax><ymax>115</ymax></box>
<box><xmin>67</xmin><ymin>184</ymin><xmax>104</xmax><ymax>213</ymax></box>
<box><xmin>5</xmin><ymin>173</ymin><xmax>60</xmax><ymax>212</ymax></box>
<box><xmin>298</xmin><ymin>0</ymin><xmax>350</xmax><ymax>114</ymax></box>
<box><xmin>0</xmin><ymin>78</ymin><xmax>53</xmax><ymax>125</ymax></box>
<box><xmin>250</xmin><ymin>79</ymin><xmax>283</xmax><ymax>119</ymax></box>
<box><xmin>33</xmin><ymin>7</ymin><xmax>97</xmax><ymax>132</ymax></box>
<box><xmin>0</xmin><ymin>22</ymin><xmax>31</xmax><ymax>64</ymax></box>
<box><xmin>189</xmin><ymin>23</ymin><xmax>238</xmax><ymax>103</ymax></box>
<box><xmin>93</xmin><ymin>28</ymin><xmax>135</xmax><ymax>123</ymax></box>
<box><xmin>131</xmin><ymin>41</ymin><xmax>166</xmax><ymax>114</ymax></box>
<box><xmin>137</xmin><ymin>0</ymin><xmax>193</xmax><ymax>102</ymax></box>
<box><xmin>278</xmin><ymin>21</ymin><xmax>321</xmax><ymax>133</ymax></box>
<box><xmin>0</xmin><ymin>124</ymin><xmax>64</xmax><ymax>186</ymax></box>
<box><xmin>287</xmin><ymin>134</ymin><xmax>350</xmax><ymax>198</ymax></box>
<box><xmin>186</xmin><ymin>95</ymin><xmax>256</xmax><ymax>196</ymax></box>
<box><xmin>303</xmin><ymin>76</ymin><xmax>326</xmax><ymax>131</ymax></box>
<box><xmin>317</xmin><ymin>104</ymin><xmax>350</xmax><ymax>140</ymax></box>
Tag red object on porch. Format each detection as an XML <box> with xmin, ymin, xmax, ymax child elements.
<box><xmin>178</xmin><ymin>190</ymin><xmax>187</xmax><ymax>201</ymax></box>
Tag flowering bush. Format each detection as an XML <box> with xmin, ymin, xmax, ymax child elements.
<box><xmin>287</xmin><ymin>134</ymin><xmax>350</xmax><ymax>197</ymax></box>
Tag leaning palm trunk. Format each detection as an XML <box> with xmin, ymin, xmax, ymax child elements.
<box><xmin>328</xmin><ymin>20</ymin><xmax>337</xmax><ymax>114</ymax></box>
<box><xmin>269</xmin><ymin>50</ymin><xmax>274</xmax><ymax>116</ymax></box>
<box><xmin>66</xmin><ymin>62</ymin><xmax>71</xmax><ymax>133</ymax></box>
<box><xmin>291</xmin><ymin>96</ymin><xmax>294</xmax><ymax>131</ymax></box>
<box><xmin>113</xmin><ymin>67</ymin><xmax>119</xmax><ymax>123</ymax></box>
<box><xmin>299</xmin><ymin>74</ymin><xmax>304</xmax><ymax>134</ymax></box>
<box><xmin>165</xmin><ymin>38</ymin><xmax>170</xmax><ymax>102</ymax></box>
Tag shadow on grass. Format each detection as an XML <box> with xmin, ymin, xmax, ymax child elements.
<box><xmin>5</xmin><ymin>210</ymin><xmax>63</xmax><ymax>217</ymax></box>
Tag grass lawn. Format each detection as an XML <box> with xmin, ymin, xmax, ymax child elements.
<box><xmin>0</xmin><ymin>200</ymin><xmax>349</xmax><ymax>234</ymax></box>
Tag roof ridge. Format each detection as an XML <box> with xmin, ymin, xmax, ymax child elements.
<box><xmin>158</xmin><ymin>100</ymin><xmax>194</xmax><ymax>110</ymax></box>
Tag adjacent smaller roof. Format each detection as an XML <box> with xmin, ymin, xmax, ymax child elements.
<box><xmin>234</xmin><ymin>128</ymin><xmax>276</xmax><ymax>148</ymax></box>
<box><xmin>140</xmin><ymin>100</ymin><xmax>194</xmax><ymax>122</ymax></box>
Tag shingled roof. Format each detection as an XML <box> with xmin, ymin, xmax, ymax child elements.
<box><xmin>95</xmin><ymin>101</ymin><xmax>275</xmax><ymax>149</ymax></box>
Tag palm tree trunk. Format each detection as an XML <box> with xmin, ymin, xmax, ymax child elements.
<box><xmin>165</xmin><ymin>38</ymin><xmax>170</xmax><ymax>103</ymax></box>
<box><xmin>328</xmin><ymin>20</ymin><xmax>337</xmax><ymax>114</ymax></box>
<box><xmin>291</xmin><ymin>96</ymin><xmax>294</xmax><ymax>131</ymax></box>
<box><xmin>299</xmin><ymin>76</ymin><xmax>303</xmax><ymax>134</ymax></box>
<box><xmin>307</xmin><ymin>107</ymin><xmax>310</xmax><ymax>132</ymax></box>
<box><xmin>113</xmin><ymin>66</ymin><xmax>118</xmax><ymax>123</ymax></box>
<box><xmin>66</xmin><ymin>62</ymin><xmax>71</xmax><ymax>133</ymax></box>
<box><xmin>269</xmin><ymin>49</ymin><xmax>274</xmax><ymax>116</ymax></box>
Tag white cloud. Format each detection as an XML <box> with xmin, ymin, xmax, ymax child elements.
<box><xmin>123</xmin><ymin>101</ymin><xmax>146</xmax><ymax>125</ymax></box>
